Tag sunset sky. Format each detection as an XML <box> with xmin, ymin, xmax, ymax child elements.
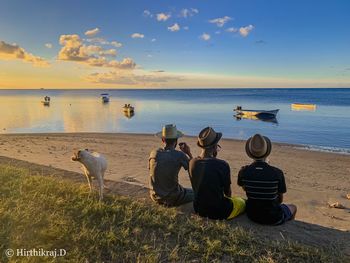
<box><xmin>0</xmin><ymin>0</ymin><xmax>349</xmax><ymax>89</ymax></box>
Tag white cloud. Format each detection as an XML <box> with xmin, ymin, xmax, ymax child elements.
<box><xmin>239</xmin><ymin>25</ymin><xmax>254</xmax><ymax>37</ymax></box>
<box><xmin>0</xmin><ymin>40</ymin><xmax>49</xmax><ymax>66</ymax></box>
<box><xmin>215</xmin><ymin>31</ymin><xmax>221</xmax><ymax>34</ymax></box>
<box><xmin>143</xmin><ymin>10</ymin><xmax>153</xmax><ymax>17</ymax></box>
<box><xmin>209</xmin><ymin>16</ymin><xmax>232</xmax><ymax>27</ymax></box>
<box><xmin>131</xmin><ymin>33</ymin><xmax>144</xmax><ymax>39</ymax></box>
<box><xmin>180</xmin><ymin>8</ymin><xmax>199</xmax><ymax>18</ymax></box>
<box><xmin>226</xmin><ymin>27</ymin><xmax>238</xmax><ymax>33</ymax></box>
<box><xmin>99</xmin><ymin>49</ymin><xmax>117</xmax><ymax>56</ymax></box>
<box><xmin>58</xmin><ymin>34</ymin><xmax>135</xmax><ymax>69</ymax></box>
<box><xmin>151</xmin><ymin>38</ymin><xmax>157</xmax><ymax>42</ymax></box>
<box><xmin>110</xmin><ymin>41</ymin><xmax>122</xmax><ymax>48</ymax></box>
<box><xmin>183</xmin><ymin>26</ymin><xmax>189</xmax><ymax>30</ymax></box>
<box><xmin>84</xmin><ymin>28</ymin><xmax>100</xmax><ymax>37</ymax></box>
<box><xmin>200</xmin><ymin>33</ymin><xmax>211</xmax><ymax>41</ymax></box>
<box><xmin>168</xmin><ymin>23</ymin><xmax>180</xmax><ymax>32</ymax></box>
<box><xmin>156</xmin><ymin>13</ymin><xmax>171</xmax><ymax>21</ymax></box>
<box><xmin>45</xmin><ymin>43</ymin><xmax>53</xmax><ymax>49</ymax></box>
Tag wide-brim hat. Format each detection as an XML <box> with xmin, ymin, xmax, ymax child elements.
<box><xmin>245</xmin><ymin>134</ymin><xmax>272</xmax><ymax>160</ymax></box>
<box><xmin>197</xmin><ymin>127</ymin><xmax>222</xmax><ymax>148</ymax></box>
<box><xmin>155</xmin><ymin>124</ymin><xmax>184</xmax><ymax>139</ymax></box>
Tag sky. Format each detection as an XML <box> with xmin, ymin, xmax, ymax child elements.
<box><xmin>0</xmin><ymin>0</ymin><xmax>349</xmax><ymax>89</ymax></box>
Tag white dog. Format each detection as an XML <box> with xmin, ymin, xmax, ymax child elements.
<box><xmin>71</xmin><ymin>149</ymin><xmax>107</xmax><ymax>201</ymax></box>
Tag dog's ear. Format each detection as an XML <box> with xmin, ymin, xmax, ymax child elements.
<box><xmin>85</xmin><ymin>148</ymin><xmax>89</xmax><ymax>152</ymax></box>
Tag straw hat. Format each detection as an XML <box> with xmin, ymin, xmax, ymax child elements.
<box><xmin>156</xmin><ymin>124</ymin><xmax>184</xmax><ymax>139</ymax></box>
<box><xmin>245</xmin><ymin>134</ymin><xmax>272</xmax><ymax>160</ymax></box>
<box><xmin>197</xmin><ymin>127</ymin><xmax>222</xmax><ymax>148</ymax></box>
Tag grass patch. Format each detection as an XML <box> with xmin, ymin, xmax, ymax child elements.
<box><xmin>0</xmin><ymin>164</ymin><xmax>345</xmax><ymax>262</ymax></box>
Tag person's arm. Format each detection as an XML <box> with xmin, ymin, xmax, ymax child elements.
<box><xmin>277</xmin><ymin>193</ymin><xmax>283</xmax><ymax>204</ymax></box>
<box><xmin>237</xmin><ymin>167</ymin><xmax>246</xmax><ymax>190</ymax></box>
<box><xmin>179</xmin><ymin>142</ymin><xmax>192</xmax><ymax>159</ymax></box>
<box><xmin>223</xmin><ymin>163</ymin><xmax>232</xmax><ymax>197</ymax></box>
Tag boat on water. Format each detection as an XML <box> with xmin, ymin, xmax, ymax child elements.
<box><xmin>101</xmin><ymin>93</ymin><xmax>110</xmax><ymax>103</ymax></box>
<box><xmin>234</xmin><ymin>106</ymin><xmax>279</xmax><ymax>118</ymax></box>
<box><xmin>41</xmin><ymin>96</ymin><xmax>50</xmax><ymax>106</ymax></box>
<box><xmin>291</xmin><ymin>103</ymin><xmax>316</xmax><ymax>111</ymax></box>
<box><xmin>123</xmin><ymin>104</ymin><xmax>134</xmax><ymax>112</ymax></box>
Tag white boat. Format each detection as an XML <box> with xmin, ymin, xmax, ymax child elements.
<box><xmin>234</xmin><ymin>106</ymin><xmax>279</xmax><ymax>118</ymax></box>
<box><xmin>101</xmin><ymin>93</ymin><xmax>110</xmax><ymax>103</ymax></box>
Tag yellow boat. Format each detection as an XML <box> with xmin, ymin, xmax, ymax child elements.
<box><xmin>291</xmin><ymin>103</ymin><xmax>316</xmax><ymax>111</ymax></box>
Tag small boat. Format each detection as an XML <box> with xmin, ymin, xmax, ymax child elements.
<box><xmin>101</xmin><ymin>93</ymin><xmax>110</xmax><ymax>103</ymax></box>
<box><xmin>234</xmin><ymin>106</ymin><xmax>279</xmax><ymax>118</ymax></box>
<box><xmin>41</xmin><ymin>96</ymin><xmax>50</xmax><ymax>106</ymax></box>
<box><xmin>123</xmin><ymin>104</ymin><xmax>134</xmax><ymax>112</ymax></box>
<box><xmin>123</xmin><ymin>111</ymin><xmax>135</xmax><ymax>119</ymax></box>
<box><xmin>291</xmin><ymin>103</ymin><xmax>316</xmax><ymax>111</ymax></box>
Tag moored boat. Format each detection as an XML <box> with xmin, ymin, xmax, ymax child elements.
<box><xmin>101</xmin><ymin>93</ymin><xmax>110</xmax><ymax>103</ymax></box>
<box><xmin>234</xmin><ymin>106</ymin><xmax>279</xmax><ymax>118</ymax></box>
<box><xmin>291</xmin><ymin>103</ymin><xmax>316</xmax><ymax>111</ymax></box>
<box><xmin>41</xmin><ymin>96</ymin><xmax>50</xmax><ymax>106</ymax></box>
<box><xmin>123</xmin><ymin>104</ymin><xmax>134</xmax><ymax>112</ymax></box>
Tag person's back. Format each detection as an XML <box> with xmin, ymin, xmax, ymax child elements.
<box><xmin>190</xmin><ymin>157</ymin><xmax>233</xmax><ymax>219</ymax></box>
<box><xmin>148</xmin><ymin>124</ymin><xmax>194</xmax><ymax>207</ymax></box>
<box><xmin>149</xmin><ymin>147</ymin><xmax>188</xmax><ymax>202</ymax></box>
<box><xmin>238</xmin><ymin>134</ymin><xmax>297</xmax><ymax>225</ymax></box>
<box><xmin>238</xmin><ymin>161</ymin><xmax>286</xmax><ymax>224</ymax></box>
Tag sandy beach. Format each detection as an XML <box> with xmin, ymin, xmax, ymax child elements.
<box><xmin>0</xmin><ymin>132</ymin><xmax>349</xmax><ymax>254</ymax></box>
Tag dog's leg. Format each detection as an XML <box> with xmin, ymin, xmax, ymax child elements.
<box><xmin>97</xmin><ymin>173</ymin><xmax>104</xmax><ymax>201</ymax></box>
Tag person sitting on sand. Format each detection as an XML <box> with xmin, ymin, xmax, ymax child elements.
<box><xmin>189</xmin><ymin>127</ymin><xmax>246</xmax><ymax>220</ymax></box>
<box><xmin>148</xmin><ymin>124</ymin><xmax>194</xmax><ymax>206</ymax></box>
<box><xmin>237</xmin><ymin>134</ymin><xmax>297</xmax><ymax>225</ymax></box>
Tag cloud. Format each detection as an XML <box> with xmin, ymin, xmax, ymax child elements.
<box><xmin>239</xmin><ymin>25</ymin><xmax>254</xmax><ymax>37</ymax></box>
<box><xmin>131</xmin><ymin>33</ymin><xmax>144</xmax><ymax>39</ymax></box>
<box><xmin>45</xmin><ymin>43</ymin><xmax>53</xmax><ymax>49</ymax></box>
<box><xmin>0</xmin><ymin>40</ymin><xmax>49</xmax><ymax>66</ymax></box>
<box><xmin>99</xmin><ymin>49</ymin><xmax>117</xmax><ymax>56</ymax></box>
<box><xmin>85</xmin><ymin>38</ymin><xmax>122</xmax><ymax>48</ymax></box>
<box><xmin>200</xmin><ymin>33</ymin><xmax>211</xmax><ymax>41</ymax></box>
<box><xmin>168</xmin><ymin>23</ymin><xmax>180</xmax><ymax>32</ymax></box>
<box><xmin>151</xmin><ymin>38</ymin><xmax>157</xmax><ymax>42</ymax></box>
<box><xmin>209</xmin><ymin>16</ymin><xmax>232</xmax><ymax>27</ymax></box>
<box><xmin>143</xmin><ymin>10</ymin><xmax>153</xmax><ymax>17</ymax></box>
<box><xmin>180</xmin><ymin>8</ymin><xmax>199</xmax><ymax>18</ymax></box>
<box><xmin>226</xmin><ymin>27</ymin><xmax>238</xmax><ymax>33</ymax></box>
<box><xmin>110</xmin><ymin>41</ymin><xmax>122</xmax><ymax>48</ymax></box>
<box><xmin>86</xmin><ymin>70</ymin><xmax>183</xmax><ymax>85</ymax></box>
<box><xmin>84</xmin><ymin>28</ymin><xmax>100</xmax><ymax>37</ymax></box>
<box><xmin>58</xmin><ymin>34</ymin><xmax>135</xmax><ymax>69</ymax></box>
<box><xmin>183</xmin><ymin>26</ymin><xmax>189</xmax><ymax>30</ymax></box>
<box><xmin>156</xmin><ymin>13</ymin><xmax>171</xmax><ymax>21</ymax></box>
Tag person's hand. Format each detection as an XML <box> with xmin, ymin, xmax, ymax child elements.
<box><xmin>179</xmin><ymin>142</ymin><xmax>191</xmax><ymax>156</ymax></box>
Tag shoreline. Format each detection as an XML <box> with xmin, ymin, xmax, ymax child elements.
<box><xmin>0</xmin><ymin>132</ymin><xmax>349</xmax><ymax>232</ymax></box>
<box><xmin>1</xmin><ymin>131</ymin><xmax>350</xmax><ymax>155</ymax></box>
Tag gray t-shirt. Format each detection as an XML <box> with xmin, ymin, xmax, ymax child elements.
<box><xmin>149</xmin><ymin>147</ymin><xmax>189</xmax><ymax>201</ymax></box>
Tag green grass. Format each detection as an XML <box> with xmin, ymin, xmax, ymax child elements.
<box><xmin>0</xmin><ymin>165</ymin><xmax>345</xmax><ymax>263</ymax></box>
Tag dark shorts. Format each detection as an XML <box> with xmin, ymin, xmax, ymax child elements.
<box><xmin>281</xmin><ymin>204</ymin><xmax>293</xmax><ymax>224</ymax></box>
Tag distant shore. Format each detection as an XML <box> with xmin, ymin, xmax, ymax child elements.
<box><xmin>0</xmin><ymin>132</ymin><xmax>349</xmax><ymax>232</ymax></box>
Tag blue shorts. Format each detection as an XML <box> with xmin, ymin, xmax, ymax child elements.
<box><xmin>280</xmin><ymin>204</ymin><xmax>293</xmax><ymax>222</ymax></box>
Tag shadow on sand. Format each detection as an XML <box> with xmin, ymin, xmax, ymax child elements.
<box><xmin>1</xmin><ymin>155</ymin><xmax>348</xmax><ymax>258</ymax></box>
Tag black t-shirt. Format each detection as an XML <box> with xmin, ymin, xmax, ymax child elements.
<box><xmin>189</xmin><ymin>157</ymin><xmax>233</xmax><ymax>220</ymax></box>
<box><xmin>237</xmin><ymin>161</ymin><xmax>287</xmax><ymax>224</ymax></box>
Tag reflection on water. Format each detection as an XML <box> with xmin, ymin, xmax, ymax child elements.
<box><xmin>0</xmin><ymin>89</ymin><xmax>350</xmax><ymax>151</ymax></box>
<box><xmin>234</xmin><ymin>115</ymin><xmax>278</xmax><ymax>124</ymax></box>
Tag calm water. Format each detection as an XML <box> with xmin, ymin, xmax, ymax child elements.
<box><xmin>1</xmin><ymin>88</ymin><xmax>350</xmax><ymax>153</ymax></box>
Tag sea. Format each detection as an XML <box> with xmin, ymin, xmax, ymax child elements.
<box><xmin>0</xmin><ymin>88</ymin><xmax>349</xmax><ymax>154</ymax></box>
